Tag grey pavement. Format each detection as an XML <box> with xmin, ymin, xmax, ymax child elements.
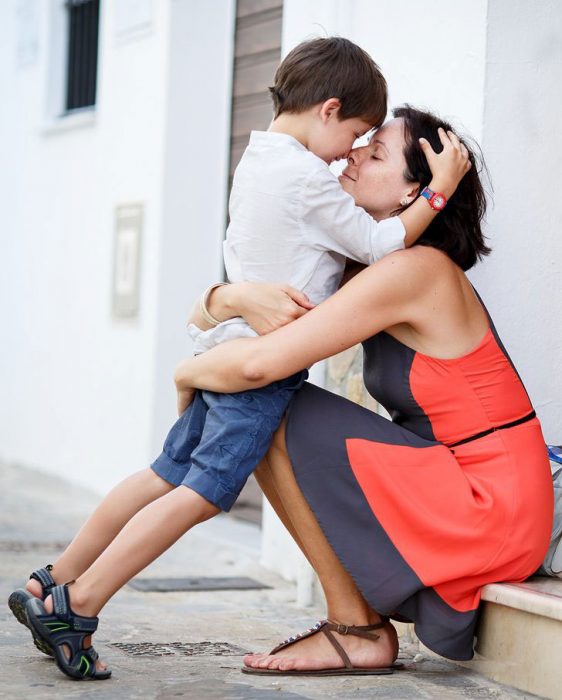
<box><xmin>0</xmin><ymin>462</ymin><xmax>540</xmax><ymax>699</ymax></box>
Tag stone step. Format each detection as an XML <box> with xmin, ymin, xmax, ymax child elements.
<box><xmin>461</xmin><ymin>577</ymin><xmax>562</xmax><ymax>699</ymax></box>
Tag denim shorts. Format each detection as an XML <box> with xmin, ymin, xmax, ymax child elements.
<box><xmin>150</xmin><ymin>370</ymin><xmax>307</xmax><ymax>511</ymax></box>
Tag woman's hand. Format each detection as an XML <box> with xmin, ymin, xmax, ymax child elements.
<box><xmin>222</xmin><ymin>282</ymin><xmax>315</xmax><ymax>335</ymax></box>
<box><xmin>187</xmin><ymin>282</ymin><xmax>315</xmax><ymax>335</ymax></box>
<box><xmin>420</xmin><ymin>128</ymin><xmax>471</xmax><ymax>198</ymax></box>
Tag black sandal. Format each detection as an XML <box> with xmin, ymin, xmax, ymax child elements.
<box><xmin>26</xmin><ymin>584</ymin><xmax>111</xmax><ymax>680</ymax></box>
<box><xmin>241</xmin><ymin>619</ymin><xmax>395</xmax><ymax>676</ymax></box>
<box><xmin>8</xmin><ymin>565</ymin><xmax>57</xmax><ymax>657</ymax></box>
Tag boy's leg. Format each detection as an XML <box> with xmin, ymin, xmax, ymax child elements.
<box><xmin>42</xmin><ymin>379</ymin><xmax>304</xmax><ymax>670</ymax></box>
<box><xmin>48</xmin><ymin>485</ymin><xmax>219</xmax><ymax>618</ymax></box>
<box><xmin>42</xmin><ymin>485</ymin><xmax>219</xmax><ymax>673</ymax></box>
<box><xmin>28</xmin><ymin>393</ymin><xmax>209</xmax><ymax>598</ymax></box>
<box><xmin>27</xmin><ymin>468</ymin><xmax>175</xmax><ymax>598</ymax></box>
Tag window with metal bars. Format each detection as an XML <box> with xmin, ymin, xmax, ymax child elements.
<box><xmin>65</xmin><ymin>0</ymin><xmax>100</xmax><ymax>111</ymax></box>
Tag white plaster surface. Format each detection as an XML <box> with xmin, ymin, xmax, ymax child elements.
<box><xmin>282</xmin><ymin>0</ymin><xmax>488</xmax><ymax>140</ymax></box>
<box><xmin>0</xmin><ymin>0</ymin><xmax>236</xmax><ymax>492</ymax></box>
<box><xmin>469</xmin><ymin>0</ymin><xmax>562</xmax><ymax>443</ymax></box>
<box><xmin>0</xmin><ymin>0</ymin><xmax>171</xmax><ymax>490</ymax></box>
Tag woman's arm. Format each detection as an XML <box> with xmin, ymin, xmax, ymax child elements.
<box><xmin>176</xmin><ymin>249</ymin><xmax>428</xmax><ymax>395</ymax></box>
<box><xmin>188</xmin><ymin>282</ymin><xmax>315</xmax><ymax>335</ymax></box>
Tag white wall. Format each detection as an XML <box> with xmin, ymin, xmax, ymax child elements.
<box><xmin>0</xmin><ymin>1</ymin><xmax>171</xmax><ymax>489</ymax></box>
<box><xmin>470</xmin><ymin>0</ymin><xmax>562</xmax><ymax>442</ymax></box>
<box><xmin>282</xmin><ymin>0</ymin><xmax>488</xmax><ymax>140</ymax></box>
<box><xmin>0</xmin><ymin>0</ymin><xmax>238</xmax><ymax>493</ymax></box>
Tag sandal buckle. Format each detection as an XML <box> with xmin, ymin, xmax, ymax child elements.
<box><xmin>336</xmin><ymin>624</ymin><xmax>349</xmax><ymax>635</ymax></box>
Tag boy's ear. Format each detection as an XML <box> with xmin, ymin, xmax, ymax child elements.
<box><xmin>319</xmin><ymin>98</ymin><xmax>342</xmax><ymax>123</ymax></box>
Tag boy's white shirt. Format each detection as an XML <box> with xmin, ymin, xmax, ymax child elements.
<box><xmin>188</xmin><ymin>130</ymin><xmax>405</xmax><ymax>354</ymax></box>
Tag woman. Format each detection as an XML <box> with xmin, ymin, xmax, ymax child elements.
<box><xmin>173</xmin><ymin>105</ymin><xmax>553</xmax><ymax>672</ymax></box>
<box><xmin>12</xmin><ymin>106</ymin><xmax>552</xmax><ymax>677</ymax></box>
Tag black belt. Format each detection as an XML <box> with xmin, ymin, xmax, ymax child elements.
<box><xmin>448</xmin><ymin>410</ymin><xmax>536</xmax><ymax>449</ymax></box>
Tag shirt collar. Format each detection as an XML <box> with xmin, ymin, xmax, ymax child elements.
<box><xmin>249</xmin><ymin>130</ymin><xmax>307</xmax><ymax>151</ymax></box>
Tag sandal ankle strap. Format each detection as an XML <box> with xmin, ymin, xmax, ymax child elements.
<box><xmin>325</xmin><ymin>619</ymin><xmax>384</xmax><ymax>640</ymax></box>
<box><xmin>29</xmin><ymin>565</ymin><xmax>56</xmax><ymax>594</ymax></box>
<box><xmin>51</xmin><ymin>584</ymin><xmax>99</xmax><ymax>633</ymax></box>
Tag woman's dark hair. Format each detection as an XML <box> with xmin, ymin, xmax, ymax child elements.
<box><xmin>393</xmin><ymin>105</ymin><xmax>491</xmax><ymax>271</ymax></box>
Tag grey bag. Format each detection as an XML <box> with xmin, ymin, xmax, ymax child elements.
<box><xmin>537</xmin><ymin>446</ymin><xmax>562</xmax><ymax>577</ymax></box>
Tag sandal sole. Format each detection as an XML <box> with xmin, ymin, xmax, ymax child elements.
<box><xmin>8</xmin><ymin>589</ymin><xmax>54</xmax><ymax>657</ymax></box>
<box><xmin>26</xmin><ymin>598</ymin><xmax>111</xmax><ymax>681</ymax></box>
<box><xmin>241</xmin><ymin>666</ymin><xmax>394</xmax><ymax>676</ymax></box>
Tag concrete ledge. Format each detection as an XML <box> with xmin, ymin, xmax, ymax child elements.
<box><xmin>482</xmin><ymin>577</ymin><xmax>562</xmax><ymax>622</ymax></box>
<box><xmin>469</xmin><ymin>600</ymin><xmax>562</xmax><ymax>699</ymax></box>
<box><xmin>456</xmin><ymin>578</ymin><xmax>562</xmax><ymax>699</ymax></box>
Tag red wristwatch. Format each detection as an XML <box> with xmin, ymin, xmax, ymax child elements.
<box><xmin>420</xmin><ymin>187</ymin><xmax>447</xmax><ymax>211</ymax></box>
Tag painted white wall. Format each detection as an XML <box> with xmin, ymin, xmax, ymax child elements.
<box><xmin>0</xmin><ymin>1</ymin><xmax>170</xmax><ymax>490</ymax></box>
<box><xmin>0</xmin><ymin>0</ymin><xmax>236</xmax><ymax>493</ymax></box>
<box><xmin>469</xmin><ymin>0</ymin><xmax>562</xmax><ymax>442</ymax></box>
<box><xmin>282</xmin><ymin>0</ymin><xmax>488</xmax><ymax>139</ymax></box>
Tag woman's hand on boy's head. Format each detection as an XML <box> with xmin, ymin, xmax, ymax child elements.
<box><xmin>420</xmin><ymin>128</ymin><xmax>471</xmax><ymax>198</ymax></box>
<box><xmin>237</xmin><ymin>282</ymin><xmax>315</xmax><ymax>336</ymax></box>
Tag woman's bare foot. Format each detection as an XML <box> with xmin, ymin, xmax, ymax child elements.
<box><xmin>244</xmin><ymin>621</ymin><xmax>398</xmax><ymax>673</ymax></box>
<box><xmin>43</xmin><ymin>594</ymin><xmax>108</xmax><ymax>673</ymax></box>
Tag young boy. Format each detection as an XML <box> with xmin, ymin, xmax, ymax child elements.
<box><xmin>150</xmin><ymin>36</ymin><xmax>462</xmax><ymax>513</ymax></box>
<box><xmin>13</xmin><ymin>37</ymin><xmax>468</xmax><ymax>681</ymax></box>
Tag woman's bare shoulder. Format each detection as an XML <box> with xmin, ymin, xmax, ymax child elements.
<box><xmin>365</xmin><ymin>245</ymin><xmax>455</xmax><ymax>290</ymax></box>
<box><xmin>391</xmin><ymin>244</ymin><xmax>453</xmax><ymax>267</ymax></box>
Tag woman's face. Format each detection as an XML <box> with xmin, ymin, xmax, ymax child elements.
<box><xmin>339</xmin><ymin>118</ymin><xmax>418</xmax><ymax>220</ymax></box>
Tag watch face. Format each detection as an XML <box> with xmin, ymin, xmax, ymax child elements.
<box><xmin>432</xmin><ymin>195</ymin><xmax>445</xmax><ymax>210</ymax></box>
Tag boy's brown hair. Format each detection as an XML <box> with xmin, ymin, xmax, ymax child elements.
<box><xmin>269</xmin><ymin>37</ymin><xmax>387</xmax><ymax>127</ymax></box>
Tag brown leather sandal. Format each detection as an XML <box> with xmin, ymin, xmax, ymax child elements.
<box><xmin>241</xmin><ymin>619</ymin><xmax>395</xmax><ymax>676</ymax></box>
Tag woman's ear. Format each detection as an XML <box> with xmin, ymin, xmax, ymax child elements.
<box><xmin>399</xmin><ymin>183</ymin><xmax>420</xmax><ymax>208</ymax></box>
<box><xmin>319</xmin><ymin>98</ymin><xmax>342</xmax><ymax>123</ymax></box>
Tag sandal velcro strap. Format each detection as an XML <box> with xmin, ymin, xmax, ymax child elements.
<box><xmin>29</xmin><ymin>566</ymin><xmax>56</xmax><ymax>596</ymax></box>
<box><xmin>51</xmin><ymin>585</ymin><xmax>99</xmax><ymax>633</ymax></box>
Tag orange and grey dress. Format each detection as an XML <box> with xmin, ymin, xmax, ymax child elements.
<box><xmin>286</xmin><ymin>296</ymin><xmax>552</xmax><ymax>660</ymax></box>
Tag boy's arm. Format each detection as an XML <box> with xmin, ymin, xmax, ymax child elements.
<box><xmin>305</xmin><ymin>129</ymin><xmax>471</xmax><ymax>262</ymax></box>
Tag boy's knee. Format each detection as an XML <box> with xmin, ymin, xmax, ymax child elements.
<box><xmin>144</xmin><ymin>467</ymin><xmax>176</xmax><ymax>493</ymax></box>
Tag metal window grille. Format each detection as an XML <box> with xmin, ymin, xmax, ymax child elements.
<box><xmin>65</xmin><ymin>0</ymin><xmax>100</xmax><ymax>111</ymax></box>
